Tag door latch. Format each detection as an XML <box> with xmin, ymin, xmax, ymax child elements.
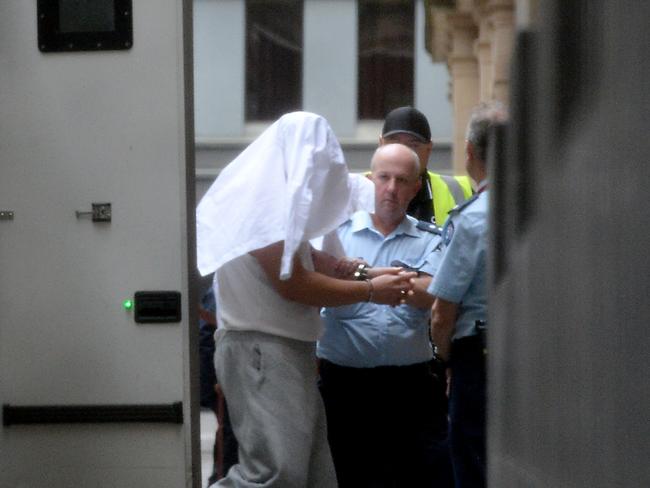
<box><xmin>76</xmin><ymin>203</ymin><xmax>111</xmax><ymax>222</ymax></box>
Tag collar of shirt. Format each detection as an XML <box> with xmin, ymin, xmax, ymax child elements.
<box><xmin>349</xmin><ymin>211</ymin><xmax>420</xmax><ymax>240</ymax></box>
<box><xmin>476</xmin><ymin>179</ymin><xmax>488</xmax><ymax>193</ymax></box>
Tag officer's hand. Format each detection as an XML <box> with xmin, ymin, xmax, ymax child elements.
<box><xmin>369</xmin><ymin>272</ymin><xmax>416</xmax><ymax>306</ymax></box>
<box><xmin>398</xmin><ymin>272</ymin><xmax>417</xmax><ymax>304</ymax></box>
<box><xmin>367</xmin><ymin>266</ymin><xmax>404</xmax><ymax>278</ymax></box>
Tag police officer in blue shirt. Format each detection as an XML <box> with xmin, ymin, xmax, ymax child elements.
<box><xmin>318</xmin><ymin>143</ymin><xmax>453</xmax><ymax>488</ymax></box>
<box><xmin>429</xmin><ymin>102</ymin><xmax>507</xmax><ymax>488</ymax></box>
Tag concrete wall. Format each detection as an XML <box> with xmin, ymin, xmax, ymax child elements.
<box><xmin>488</xmin><ymin>1</ymin><xmax>650</xmax><ymax>486</ymax></box>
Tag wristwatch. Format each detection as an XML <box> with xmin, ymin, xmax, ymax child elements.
<box><xmin>353</xmin><ymin>263</ymin><xmax>369</xmax><ymax>281</ymax></box>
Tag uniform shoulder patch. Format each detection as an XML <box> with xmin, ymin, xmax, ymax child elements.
<box><xmin>448</xmin><ymin>194</ymin><xmax>479</xmax><ymax>215</ymax></box>
<box><xmin>442</xmin><ymin>220</ymin><xmax>455</xmax><ymax>244</ymax></box>
<box><xmin>416</xmin><ymin>220</ymin><xmax>442</xmax><ymax>235</ymax></box>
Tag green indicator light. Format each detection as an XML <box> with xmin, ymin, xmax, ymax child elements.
<box><xmin>123</xmin><ymin>299</ymin><xmax>134</xmax><ymax>311</ymax></box>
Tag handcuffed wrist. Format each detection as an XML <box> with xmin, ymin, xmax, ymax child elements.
<box><xmin>365</xmin><ymin>279</ymin><xmax>374</xmax><ymax>302</ymax></box>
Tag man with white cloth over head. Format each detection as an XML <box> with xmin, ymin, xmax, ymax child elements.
<box><xmin>196</xmin><ymin>112</ymin><xmax>414</xmax><ymax>488</ymax></box>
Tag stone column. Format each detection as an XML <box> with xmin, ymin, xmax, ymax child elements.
<box><xmin>475</xmin><ymin>17</ymin><xmax>494</xmax><ymax>102</ymax></box>
<box><xmin>448</xmin><ymin>13</ymin><xmax>479</xmax><ymax>174</ymax></box>
<box><xmin>487</xmin><ymin>0</ymin><xmax>515</xmax><ymax>103</ymax></box>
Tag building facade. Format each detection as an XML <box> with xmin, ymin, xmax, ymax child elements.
<box><xmin>193</xmin><ymin>0</ymin><xmax>457</xmax><ymax>198</ymax></box>
<box><xmin>425</xmin><ymin>0</ymin><xmax>528</xmax><ymax>172</ymax></box>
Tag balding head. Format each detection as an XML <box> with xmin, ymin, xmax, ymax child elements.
<box><xmin>370</xmin><ymin>144</ymin><xmax>420</xmax><ymax>182</ymax></box>
<box><xmin>369</xmin><ymin>144</ymin><xmax>422</xmax><ymax>233</ymax></box>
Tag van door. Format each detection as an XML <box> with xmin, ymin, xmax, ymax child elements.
<box><xmin>0</xmin><ymin>1</ymin><xmax>198</xmax><ymax>486</ymax></box>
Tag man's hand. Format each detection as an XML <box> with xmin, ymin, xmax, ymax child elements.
<box><xmin>252</xmin><ymin>241</ymin><xmax>405</xmax><ymax>307</ymax></box>
<box><xmin>369</xmin><ymin>271</ymin><xmax>416</xmax><ymax>306</ymax></box>
<box><xmin>430</xmin><ymin>297</ymin><xmax>459</xmax><ymax>362</ymax></box>
<box><xmin>198</xmin><ymin>307</ymin><xmax>217</xmax><ymax>327</ymax></box>
<box><xmin>399</xmin><ymin>274</ymin><xmax>434</xmax><ymax>309</ymax></box>
<box><xmin>367</xmin><ymin>266</ymin><xmax>404</xmax><ymax>278</ymax></box>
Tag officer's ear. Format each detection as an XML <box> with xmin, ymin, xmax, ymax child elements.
<box><xmin>465</xmin><ymin>141</ymin><xmax>486</xmax><ymax>180</ymax></box>
<box><xmin>466</xmin><ymin>141</ymin><xmax>476</xmax><ymax>162</ymax></box>
<box><xmin>465</xmin><ymin>141</ymin><xmax>477</xmax><ymax>172</ymax></box>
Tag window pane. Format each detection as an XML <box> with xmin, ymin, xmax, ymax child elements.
<box><xmin>358</xmin><ymin>0</ymin><xmax>414</xmax><ymax>119</ymax></box>
<box><xmin>246</xmin><ymin>0</ymin><xmax>303</xmax><ymax>121</ymax></box>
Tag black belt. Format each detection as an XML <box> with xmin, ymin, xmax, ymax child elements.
<box><xmin>319</xmin><ymin>358</ymin><xmax>431</xmax><ymax>380</ymax></box>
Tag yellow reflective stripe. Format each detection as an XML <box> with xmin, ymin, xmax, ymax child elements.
<box><xmin>440</xmin><ymin>174</ymin><xmax>466</xmax><ymax>204</ymax></box>
<box><xmin>428</xmin><ymin>172</ymin><xmax>473</xmax><ymax>225</ymax></box>
<box><xmin>454</xmin><ymin>175</ymin><xmax>474</xmax><ymax>199</ymax></box>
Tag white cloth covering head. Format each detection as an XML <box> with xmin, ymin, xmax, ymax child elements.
<box><xmin>197</xmin><ymin>111</ymin><xmax>354</xmax><ymax>279</ymax></box>
<box><xmin>347</xmin><ymin>172</ymin><xmax>375</xmax><ymax>215</ymax></box>
<box><xmin>311</xmin><ymin>173</ymin><xmax>375</xmax><ymax>257</ymax></box>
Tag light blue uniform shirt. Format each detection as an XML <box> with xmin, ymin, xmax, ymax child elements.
<box><xmin>428</xmin><ymin>186</ymin><xmax>488</xmax><ymax>340</ymax></box>
<box><xmin>318</xmin><ymin>212</ymin><xmax>442</xmax><ymax>368</ymax></box>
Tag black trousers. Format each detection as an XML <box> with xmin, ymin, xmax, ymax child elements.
<box><xmin>449</xmin><ymin>336</ymin><xmax>486</xmax><ymax>488</ymax></box>
<box><xmin>318</xmin><ymin>359</ymin><xmax>453</xmax><ymax>488</ymax></box>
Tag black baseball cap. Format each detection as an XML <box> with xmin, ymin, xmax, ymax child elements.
<box><xmin>381</xmin><ymin>106</ymin><xmax>431</xmax><ymax>143</ymax></box>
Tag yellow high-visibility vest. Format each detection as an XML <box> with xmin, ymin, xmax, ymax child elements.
<box><xmin>428</xmin><ymin>171</ymin><xmax>474</xmax><ymax>225</ymax></box>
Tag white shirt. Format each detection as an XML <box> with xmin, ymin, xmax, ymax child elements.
<box><xmin>215</xmin><ymin>243</ymin><xmax>322</xmax><ymax>342</ymax></box>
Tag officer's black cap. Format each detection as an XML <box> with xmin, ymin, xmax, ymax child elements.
<box><xmin>381</xmin><ymin>107</ymin><xmax>431</xmax><ymax>143</ymax></box>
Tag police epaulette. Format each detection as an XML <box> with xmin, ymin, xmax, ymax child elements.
<box><xmin>416</xmin><ymin>220</ymin><xmax>442</xmax><ymax>235</ymax></box>
<box><xmin>448</xmin><ymin>194</ymin><xmax>479</xmax><ymax>215</ymax></box>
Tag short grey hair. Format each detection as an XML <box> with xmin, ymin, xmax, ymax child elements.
<box><xmin>370</xmin><ymin>143</ymin><xmax>420</xmax><ymax>180</ymax></box>
<box><xmin>465</xmin><ymin>101</ymin><xmax>508</xmax><ymax>162</ymax></box>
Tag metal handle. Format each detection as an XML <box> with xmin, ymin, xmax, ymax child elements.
<box><xmin>75</xmin><ymin>203</ymin><xmax>111</xmax><ymax>222</ymax></box>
